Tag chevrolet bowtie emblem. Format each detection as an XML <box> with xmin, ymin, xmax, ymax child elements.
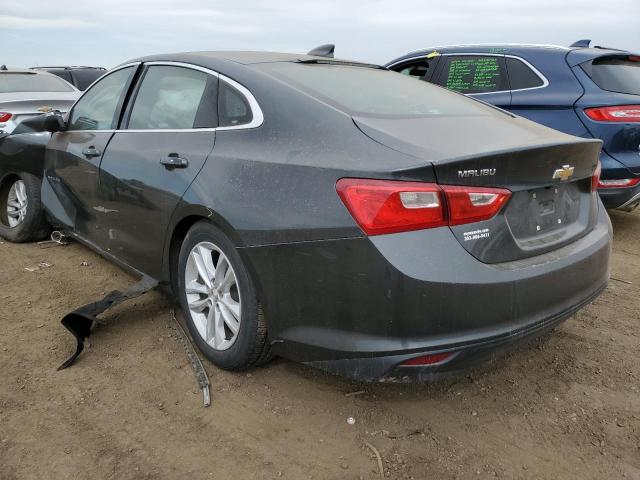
<box><xmin>552</xmin><ymin>165</ymin><xmax>575</xmax><ymax>181</ymax></box>
<box><xmin>37</xmin><ymin>106</ymin><xmax>54</xmax><ymax>113</ymax></box>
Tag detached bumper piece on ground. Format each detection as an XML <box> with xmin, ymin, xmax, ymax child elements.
<box><xmin>56</xmin><ymin>275</ymin><xmax>212</xmax><ymax>406</ymax></box>
<box><xmin>57</xmin><ymin>275</ymin><xmax>158</xmax><ymax>370</ymax></box>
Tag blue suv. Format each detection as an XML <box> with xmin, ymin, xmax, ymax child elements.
<box><xmin>387</xmin><ymin>41</ymin><xmax>640</xmax><ymax>210</ymax></box>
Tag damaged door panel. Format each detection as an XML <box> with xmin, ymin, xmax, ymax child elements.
<box><xmin>42</xmin><ymin>65</ymin><xmax>138</xmax><ymax>246</ymax></box>
<box><xmin>96</xmin><ymin>64</ymin><xmax>218</xmax><ymax>277</ymax></box>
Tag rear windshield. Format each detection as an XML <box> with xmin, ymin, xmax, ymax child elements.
<box><xmin>0</xmin><ymin>73</ymin><xmax>75</xmax><ymax>93</ymax></box>
<box><xmin>259</xmin><ymin>62</ymin><xmax>497</xmax><ymax>118</ymax></box>
<box><xmin>581</xmin><ymin>56</ymin><xmax>640</xmax><ymax>96</ymax></box>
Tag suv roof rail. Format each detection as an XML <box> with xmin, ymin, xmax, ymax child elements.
<box><xmin>570</xmin><ymin>39</ymin><xmax>591</xmax><ymax>48</ymax></box>
<box><xmin>307</xmin><ymin>44</ymin><xmax>335</xmax><ymax>58</ymax></box>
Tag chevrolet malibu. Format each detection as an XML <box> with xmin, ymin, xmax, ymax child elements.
<box><xmin>21</xmin><ymin>51</ymin><xmax>611</xmax><ymax>381</ymax></box>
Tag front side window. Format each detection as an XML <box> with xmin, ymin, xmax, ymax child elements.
<box><xmin>506</xmin><ymin>58</ymin><xmax>544</xmax><ymax>90</ymax></box>
<box><xmin>67</xmin><ymin>66</ymin><xmax>134</xmax><ymax>131</ymax></box>
<box><xmin>127</xmin><ymin>66</ymin><xmax>215</xmax><ymax>130</ymax></box>
<box><xmin>582</xmin><ymin>55</ymin><xmax>640</xmax><ymax>96</ymax></box>
<box><xmin>0</xmin><ymin>73</ymin><xmax>75</xmax><ymax>93</ymax></box>
<box><xmin>433</xmin><ymin>56</ymin><xmax>508</xmax><ymax>94</ymax></box>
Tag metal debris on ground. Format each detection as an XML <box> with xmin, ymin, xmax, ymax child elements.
<box><xmin>37</xmin><ymin>231</ymin><xmax>70</xmax><ymax>249</ymax></box>
<box><xmin>345</xmin><ymin>390</ymin><xmax>366</xmax><ymax>397</ymax></box>
<box><xmin>25</xmin><ymin>262</ymin><xmax>52</xmax><ymax>272</ymax></box>
<box><xmin>364</xmin><ymin>441</ymin><xmax>384</xmax><ymax>480</ymax></box>
<box><xmin>611</xmin><ymin>276</ymin><xmax>633</xmax><ymax>285</ymax></box>
<box><xmin>57</xmin><ymin>275</ymin><xmax>158</xmax><ymax>370</ymax></box>
<box><xmin>168</xmin><ymin>308</ymin><xmax>211</xmax><ymax>407</ymax></box>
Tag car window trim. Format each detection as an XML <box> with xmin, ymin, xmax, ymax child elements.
<box><xmin>65</xmin><ymin>61</ymin><xmax>264</xmax><ymax>133</ymax></box>
<box><xmin>119</xmin><ymin>61</ymin><xmax>263</xmax><ymax>133</ymax></box>
<box><xmin>387</xmin><ymin>53</ymin><xmax>549</xmax><ymax>95</ymax></box>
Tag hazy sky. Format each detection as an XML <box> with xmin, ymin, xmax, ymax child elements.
<box><xmin>2</xmin><ymin>0</ymin><xmax>639</xmax><ymax>68</ymax></box>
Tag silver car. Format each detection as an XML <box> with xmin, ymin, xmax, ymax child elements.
<box><xmin>0</xmin><ymin>66</ymin><xmax>79</xmax><ymax>136</ymax></box>
<box><xmin>0</xmin><ymin>66</ymin><xmax>79</xmax><ymax>242</ymax></box>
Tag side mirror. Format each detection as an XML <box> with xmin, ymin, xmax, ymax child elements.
<box><xmin>11</xmin><ymin>111</ymin><xmax>66</xmax><ymax>136</ymax></box>
<box><xmin>43</xmin><ymin>111</ymin><xmax>66</xmax><ymax>132</ymax></box>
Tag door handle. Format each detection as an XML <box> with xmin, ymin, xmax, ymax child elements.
<box><xmin>82</xmin><ymin>146</ymin><xmax>101</xmax><ymax>158</ymax></box>
<box><xmin>160</xmin><ymin>154</ymin><xmax>189</xmax><ymax>169</ymax></box>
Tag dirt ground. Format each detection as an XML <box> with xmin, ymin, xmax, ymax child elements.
<box><xmin>1</xmin><ymin>210</ymin><xmax>639</xmax><ymax>480</ymax></box>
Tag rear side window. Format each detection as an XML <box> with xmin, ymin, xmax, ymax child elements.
<box><xmin>71</xmin><ymin>69</ymin><xmax>106</xmax><ymax>91</ymax></box>
<box><xmin>47</xmin><ymin>70</ymin><xmax>74</xmax><ymax>84</ymax></box>
<box><xmin>68</xmin><ymin>66</ymin><xmax>134</xmax><ymax>131</ymax></box>
<box><xmin>432</xmin><ymin>56</ymin><xmax>508</xmax><ymax>94</ymax></box>
<box><xmin>393</xmin><ymin>59</ymin><xmax>435</xmax><ymax>80</ymax></box>
<box><xmin>218</xmin><ymin>81</ymin><xmax>253</xmax><ymax>127</ymax></box>
<box><xmin>582</xmin><ymin>56</ymin><xmax>640</xmax><ymax>96</ymax></box>
<box><xmin>0</xmin><ymin>73</ymin><xmax>74</xmax><ymax>93</ymax></box>
<box><xmin>506</xmin><ymin>57</ymin><xmax>545</xmax><ymax>90</ymax></box>
<box><xmin>128</xmin><ymin>65</ymin><xmax>216</xmax><ymax>130</ymax></box>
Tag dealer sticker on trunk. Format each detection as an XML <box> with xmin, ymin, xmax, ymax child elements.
<box><xmin>463</xmin><ymin>228</ymin><xmax>490</xmax><ymax>241</ymax></box>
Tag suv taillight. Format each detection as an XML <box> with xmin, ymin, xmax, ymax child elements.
<box><xmin>584</xmin><ymin>105</ymin><xmax>640</xmax><ymax>123</ymax></box>
<box><xmin>0</xmin><ymin>112</ymin><xmax>12</xmax><ymax>123</ymax></box>
<box><xmin>336</xmin><ymin>178</ymin><xmax>511</xmax><ymax>236</ymax></box>
<box><xmin>598</xmin><ymin>177</ymin><xmax>640</xmax><ymax>189</ymax></box>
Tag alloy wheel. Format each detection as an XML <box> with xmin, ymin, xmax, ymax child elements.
<box><xmin>185</xmin><ymin>241</ymin><xmax>242</xmax><ymax>351</ymax></box>
<box><xmin>6</xmin><ymin>180</ymin><xmax>27</xmax><ymax>228</ymax></box>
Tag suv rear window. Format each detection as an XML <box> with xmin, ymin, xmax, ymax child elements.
<box><xmin>581</xmin><ymin>56</ymin><xmax>640</xmax><ymax>96</ymax></box>
<box><xmin>260</xmin><ymin>62</ymin><xmax>496</xmax><ymax>118</ymax></box>
<box><xmin>506</xmin><ymin>57</ymin><xmax>545</xmax><ymax>90</ymax></box>
<box><xmin>0</xmin><ymin>73</ymin><xmax>74</xmax><ymax>93</ymax></box>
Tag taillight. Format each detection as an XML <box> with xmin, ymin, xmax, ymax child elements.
<box><xmin>441</xmin><ymin>185</ymin><xmax>511</xmax><ymax>226</ymax></box>
<box><xmin>0</xmin><ymin>112</ymin><xmax>12</xmax><ymax>123</ymax></box>
<box><xmin>584</xmin><ymin>105</ymin><xmax>640</xmax><ymax>123</ymax></box>
<box><xmin>401</xmin><ymin>352</ymin><xmax>453</xmax><ymax>366</ymax></box>
<box><xmin>598</xmin><ymin>177</ymin><xmax>640</xmax><ymax>189</ymax></box>
<box><xmin>592</xmin><ymin>162</ymin><xmax>602</xmax><ymax>192</ymax></box>
<box><xmin>335</xmin><ymin>179</ymin><xmax>446</xmax><ymax>235</ymax></box>
<box><xmin>336</xmin><ymin>178</ymin><xmax>511</xmax><ymax>236</ymax></box>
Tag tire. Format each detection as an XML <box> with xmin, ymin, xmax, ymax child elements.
<box><xmin>0</xmin><ymin>172</ymin><xmax>50</xmax><ymax>243</ymax></box>
<box><xmin>177</xmin><ymin>220</ymin><xmax>271</xmax><ymax>370</ymax></box>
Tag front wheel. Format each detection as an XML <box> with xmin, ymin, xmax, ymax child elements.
<box><xmin>177</xmin><ymin>221</ymin><xmax>271</xmax><ymax>370</ymax></box>
<box><xmin>0</xmin><ymin>173</ymin><xmax>50</xmax><ymax>243</ymax></box>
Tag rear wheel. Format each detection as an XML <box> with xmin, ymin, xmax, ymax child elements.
<box><xmin>0</xmin><ymin>173</ymin><xmax>49</xmax><ymax>243</ymax></box>
<box><xmin>177</xmin><ymin>221</ymin><xmax>271</xmax><ymax>370</ymax></box>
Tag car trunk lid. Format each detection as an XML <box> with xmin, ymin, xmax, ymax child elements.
<box><xmin>353</xmin><ymin>114</ymin><xmax>602</xmax><ymax>263</ymax></box>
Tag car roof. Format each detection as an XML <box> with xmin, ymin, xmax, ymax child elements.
<box><xmin>0</xmin><ymin>67</ymin><xmax>42</xmax><ymax>74</ymax></box>
<box><xmin>33</xmin><ymin>66</ymin><xmax>107</xmax><ymax>70</ymax></box>
<box><xmin>124</xmin><ymin>50</ymin><xmax>379</xmax><ymax>70</ymax></box>
<box><xmin>387</xmin><ymin>43</ymin><xmax>634</xmax><ymax>67</ymax></box>
<box><xmin>0</xmin><ymin>67</ymin><xmax>80</xmax><ymax>91</ymax></box>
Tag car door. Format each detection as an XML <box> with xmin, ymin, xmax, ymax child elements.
<box><xmin>44</xmin><ymin>64</ymin><xmax>138</xmax><ymax>246</ymax></box>
<box><xmin>97</xmin><ymin>63</ymin><xmax>218</xmax><ymax>277</ymax></box>
<box><xmin>431</xmin><ymin>54</ymin><xmax>511</xmax><ymax>108</ymax></box>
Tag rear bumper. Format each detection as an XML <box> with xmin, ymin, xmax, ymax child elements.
<box><xmin>599</xmin><ymin>150</ymin><xmax>640</xmax><ymax>210</ymax></box>
<box><xmin>308</xmin><ymin>282</ymin><xmax>605</xmax><ymax>382</ymax></box>
<box><xmin>243</xmin><ymin>204</ymin><xmax>611</xmax><ymax>382</ymax></box>
<box><xmin>599</xmin><ymin>184</ymin><xmax>640</xmax><ymax>210</ymax></box>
